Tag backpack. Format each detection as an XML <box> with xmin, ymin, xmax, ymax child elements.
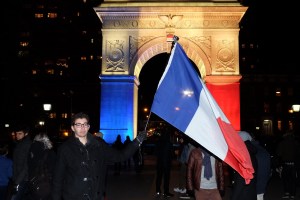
<box><xmin>28</xmin><ymin>151</ymin><xmax>52</xmax><ymax>199</ymax></box>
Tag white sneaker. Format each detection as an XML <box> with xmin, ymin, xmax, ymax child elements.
<box><xmin>174</xmin><ymin>188</ymin><xmax>181</xmax><ymax>193</ymax></box>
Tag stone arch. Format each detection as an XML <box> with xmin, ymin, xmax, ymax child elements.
<box><xmin>131</xmin><ymin>36</ymin><xmax>212</xmax><ymax>80</ymax></box>
<box><xmin>94</xmin><ymin>1</ymin><xmax>247</xmax><ymax>143</ymax></box>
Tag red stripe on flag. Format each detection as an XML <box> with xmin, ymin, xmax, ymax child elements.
<box><xmin>216</xmin><ymin>117</ymin><xmax>254</xmax><ymax>184</ymax></box>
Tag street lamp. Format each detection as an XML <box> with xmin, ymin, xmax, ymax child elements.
<box><xmin>292</xmin><ymin>104</ymin><xmax>300</xmax><ymax>112</ymax></box>
<box><xmin>43</xmin><ymin>104</ymin><xmax>52</xmax><ymax>133</ymax></box>
<box><xmin>290</xmin><ymin>104</ymin><xmax>300</xmax><ymax>133</ymax></box>
<box><xmin>43</xmin><ymin>104</ymin><xmax>52</xmax><ymax>111</ymax></box>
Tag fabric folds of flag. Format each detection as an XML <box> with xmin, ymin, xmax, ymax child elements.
<box><xmin>151</xmin><ymin>42</ymin><xmax>254</xmax><ymax>183</ymax></box>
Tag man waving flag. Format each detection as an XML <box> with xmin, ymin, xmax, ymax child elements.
<box><xmin>151</xmin><ymin>42</ymin><xmax>254</xmax><ymax>183</ymax></box>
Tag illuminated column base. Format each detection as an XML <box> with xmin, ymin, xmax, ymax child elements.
<box><xmin>205</xmin><ymin>75</ymin><xmax>241</xmax><ymax>131</ymax></box>
<box><xmin>99</xmin><ymin>75</ymin><xmax>139</xmax><ymax>144</ymax></box>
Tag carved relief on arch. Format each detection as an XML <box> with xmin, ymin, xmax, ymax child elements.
<box><xmin>105</xmin><ymin>39</ymin><xmax>126</xmax><ymax>72</ymax></box>
<box><xmin>215</xmin><ymin>39</ymin><xmax>235</xmax><ymax>72</ymax></box>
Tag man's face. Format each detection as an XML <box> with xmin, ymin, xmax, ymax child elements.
<box><xmin>15</xmin><ymin>131</ymin><xmax>27</xmax><ymax>141</ymax></box>
<box><xmin>71</xmin><ymin>118</ymin><xmax>90</xmax><ymax>138</ymax></box>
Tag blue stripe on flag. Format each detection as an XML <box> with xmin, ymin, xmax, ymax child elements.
<box><xmin>151</xmin><ymin>43</ymin><xmax>202</xmax><ymax>132</ymax></box>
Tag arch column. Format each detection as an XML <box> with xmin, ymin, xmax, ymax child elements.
<box><xmin>99</xmin><ymin>75</ymin><xmax>139</xmax><ymax>143</ymax></box>
<box><xmin>204</xmin><ymin>75</ymin><xmax>242</xmax><ymax>131</ymax></box>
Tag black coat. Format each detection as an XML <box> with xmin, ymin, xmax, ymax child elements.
<box><xmin>52</xmin><ymin>132</ymin><xmax>139</xmax><ymax>200</ymax></box>
<box><xmin>12</xmin><ymin>135</ymin><xmax>32</xmax><ymax>184</ymax></box>
<box><xmin>231</xmin><ymin>140</ymin><xmax>258</xmax><ymax>200</ymax></box>
<box><xmin>28</xmin><ymin>141</ymin><xmax>56</xmax><ymax>180</ymax></box>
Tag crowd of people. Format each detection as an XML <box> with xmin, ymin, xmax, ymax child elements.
<box><xmin>171</xmin><ymin>130</ymin><xmax>299</xmax><ymax>200</ymax></box>
<box><xmin>0</xmin><ymin>114</ymin><xmax>299</xmax><ymax>200</ymax></box>
<box><xmin>0</xmin><ymin>112</ymin><xmax>147</xmax><ymax>200</ymax></box>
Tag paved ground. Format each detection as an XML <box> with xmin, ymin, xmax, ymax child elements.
<box><xmin>105</xmin><ymin>155</ymin><xmax>300</xmax><ymax>200</ymax></box>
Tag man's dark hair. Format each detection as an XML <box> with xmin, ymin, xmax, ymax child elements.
<box><xmin>13</xmin><ymin>123</ymin><xmax>30</xmax><ymax>133</ymax></box>
<box><xmin>71</xmin><ymin>112</ymin><xmax>90</xmax><ymax>125</ymax></box>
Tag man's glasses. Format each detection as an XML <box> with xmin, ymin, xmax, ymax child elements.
<box><xmin>74</xmin><ymin>123</ymin><xmax>90</xmax><ymax>128</ymax></box>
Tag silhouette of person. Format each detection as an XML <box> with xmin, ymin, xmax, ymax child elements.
<box><xmin>11</xmin><ymin>124</ymin><xmax>32</xmax><ymax>200</ymax></box>
<box><xmin>251</xmin><ymin>134</ymin><xmax>271</xmax><ymax>200</ymax></box>
<box><xmin>0</xmin><ymin>144</ymin><xmax>13</xmax><ymax>200</ymax></box>
<box><xmin>276</xmin><ymin>130</ymin><xmax>300</xmax><ymax>199</ymax></box>
<box><xmin>112</xmin><ymin>134</ymin><xmax>124</xmax><ymax>175</ymax></box>
<box><xmin>155</xmin><ymin>126</ymin><xmax>174</xmax><ymax>198</ymax></box>
<box><xmin>231</xmin><ymin>131</ymin><xmax>258</xmax><ymax>200</ymax></box>
<box><xmin>123</xmin><ymin>135</ymin><xmax>132</xmax><ymax>168</ymax></box>
<box><xmin>27</xmin><ymin>132</ymin><xmax>56</xmax><ymax>199</ymax></box>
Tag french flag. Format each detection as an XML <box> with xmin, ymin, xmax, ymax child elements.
<box><xmin>151</xmin><ymin>42</ymin><xmax>254</xmax><ymax>183</ymax></box>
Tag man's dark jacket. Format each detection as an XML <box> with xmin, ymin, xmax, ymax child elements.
<box><xmin>12</xmin><ymin>135</ymin><xmax>32</xmax><ymax>184</ymax></box>
<box><xmin>52</xmin><ymin>132</ymin><xmax>140</xmax><ymax>200</ymax></box>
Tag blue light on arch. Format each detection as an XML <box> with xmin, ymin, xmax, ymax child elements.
<box><xmin>99</xmin><ymin>75</ymin><xmax>136</xmax><ymax>144</ymax></box>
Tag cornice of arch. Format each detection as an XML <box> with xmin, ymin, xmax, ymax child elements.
<box><xmin>95</xmin><ymin>6</ymin><xmax>247</xmax><ymax>29</ymax></box>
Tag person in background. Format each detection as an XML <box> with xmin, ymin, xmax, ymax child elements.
<box><xmin>51</xmin><ymin>112</ymin><xmax>147</xmax><ymax>200</ymax></box>
<box><xmin>231</xmin><ymin>131</ymin><xmax>258</xmax><ymax>200</ymax></box>
<box><xmin>155</xmin><ymin>126</ymin><xmax>174</xmax><ymax>198</ymax></box>
<box><xmin>173</xmin><ymin>134</ymin><xmax>190</xmax><ymax>195</ymax></box>
<box><xmin>0</xmin><ymin>144</ymin><xmax>13</xmax><ymax>200</ymax></box>
<box><xmin>27</xmin><ymin>132</ymin><xmax>56</xmax><ymax>200</ymax></box>
<box><xmin>276</xmin><ymin>130</ymin><xmax>300</xmax><ymax>199</ymax></box>
<box><xmin>133</xmin><ymin>132</ymin><xmax>144</xmax><ymax>174</ymax></box>
<box><xmin>123</xmin><ymin>135</ymin><xmax>132</xmax><ymax>168</ymax></box>
<box><xmin>112</xmin><ymin>134</ymin><xmax>124</xmax><ymax>175</ymax></box>
<box><xmin>179</xmin><ymin>139</ymin><xmax>196</xmax><ymax>199</ymax></box>
<box><xmin>250</xmin><ymin>133</ymin><xmax>271</xmax><ymax>200</ymax></box>
<box><xmin>186</xmin><ymin>143</ymin><xmax>225</xmax><ymax>200</ymax></box>
<box><xmin>11</xmin><ymin>124</ymin><xmax>32</xmax><ymax>200</ymax></box>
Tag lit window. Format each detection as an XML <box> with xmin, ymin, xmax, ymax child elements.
<box><xmin>250</xmin><ymin>44</ymin><xmax>254</xmax><ymax>48</ymax></box>
<box><xmin>20</xmin><ymin>41</ymin><xmax>29</xmax><ymax>47</ymax></box>
<box><xmin>46</xmin><ymin>69</ymin><xmax>54</xmax><ymax>75</ymax></box>
<box><xmin>61</xmin><ymin>113</ymin><xmax>68</xmax><ymax>119</ymax></box>
<box><xmin>277</xmin><ymin>120</ymin><xmax>282</xmax><ymax>131</ymax></box>
<box><xmin>49</xmin><ymin>113</ymin><xmax>56</xmax><ymax>119</ymax></box>
<box><xmin>47</xmin><ymin>12</ymin><xmax>57</xmax><ymax>18</ymax></box>
<box><xmin>32</xmin><ymin>70</ymin><xmax>37</xmax><ymax>75</ymax></box>
<box><xmin>91</xmin><ymin>38</ymin><xmax>94</xmax><ymax>43</ymax></box>
<box><xmin>241</xmin><ymin>57</ymin><xmax>246</xmax><ymax>62</ymax></box>
<box><xmin>81</xmin><ymin>56</ymin><xmax>87</xmax><ymax>61</ymax></box>
<box><xmin>90</xmin><ymin>55</ymin><xmax>94</xmax><ymax>60</ymax></box>
<box><xmin>241</xmin><ymin>44</ymin><xmax>245</xmax><ymax>48</ymax></box>
<box><xmin>59</xmin><ymin>71</ymin><xmax>63</xmax><ymax>76</ymax></box>
<box><xmin>35</xmin><ymin>13</ymin><xmax>44</xmax><ymax>18</ymax></box>
<box><xmin>275</xmin><ymin>88</ymin><xmax>281</xmax><ymax>97</ymax></box>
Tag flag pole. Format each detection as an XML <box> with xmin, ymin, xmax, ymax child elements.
<box><xmin>144</xmin><ymin>35</ymin><xmax>180</xmax><ymax>132</ymax></box>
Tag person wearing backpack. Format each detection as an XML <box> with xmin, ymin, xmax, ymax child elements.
<box><xmin>27</xmin><ymin>132</ymin><xmax>56</xmax><ymax>200</ymax></box>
